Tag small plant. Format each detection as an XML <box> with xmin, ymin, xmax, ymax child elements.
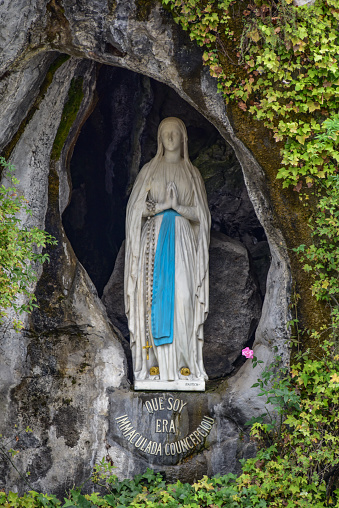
<box><xmin>238</xmin><ymin>341</ymin><xmax>339</xmax><ymax>506</ymax></box>
<box><xmin>0</xmin><ymin>157</ymin><xmax>57</xmax><ymax>330</ymax></box>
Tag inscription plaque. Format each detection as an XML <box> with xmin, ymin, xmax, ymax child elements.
<box><xmin>115</xmin><ymin>395</ymin><xmax>215</xmax><ymax>458</ymax></box>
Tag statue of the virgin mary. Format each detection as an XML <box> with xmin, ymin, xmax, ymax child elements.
<box><xmin>124</xmin><ymin>117</ymin><xmax>210</xmax><ymax>391</ymax></box>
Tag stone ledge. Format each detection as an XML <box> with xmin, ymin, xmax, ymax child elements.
<box><xmin>134</xmin><ymin>379</ymin><xmax>205</xmax><ymax>392</ymax></box>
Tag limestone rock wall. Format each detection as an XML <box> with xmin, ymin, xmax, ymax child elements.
<box><xmin>0</xmin><ymin>0</ymin><xmax>291</xmax><ymax>494</ymax></box>
<box><xmin>0</xmin><ymin>56</ymin><xmax>125</xmax><ymax>495</ymax></box>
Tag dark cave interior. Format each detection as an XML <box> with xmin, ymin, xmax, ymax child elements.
<box><xmin>63</xmin><ymin>64</ymin><xmax>269</xmax><ymax>297</ymax></box>
<box><xmin>62</xmin><ymin>64</ymin><xmax>270</xmax><ymax>380</ymax></box>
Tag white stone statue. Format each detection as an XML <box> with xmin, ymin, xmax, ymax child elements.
<box><xmin>124</xmin><ymin>117</ymin><xmax>210</xmax><ymax>391</ymax></box>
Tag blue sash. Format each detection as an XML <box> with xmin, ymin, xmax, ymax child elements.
<box><xmin>151</xmin><ymin>209</ymin><xmax>180</xmax><ymax>346</ymax></box>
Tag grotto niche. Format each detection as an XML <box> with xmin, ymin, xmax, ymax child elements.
<box><xmin>62</xmin><ymin>65</ymin><xmax>270</xmax><ymax>383</ymax></box>
<box><xmin>1</xmin><ymin>0</ymin><xmax>334</xmax><ymax>497</ymax></box>
<box><xmin>0</xmin><ymin>50</ymin><xmax>289</xmax><ymax>493</ymax></box>
<box><xmin>0</xmin><ymin>0</ymin><xmax>293</xmax><ymax>490</ymax></box>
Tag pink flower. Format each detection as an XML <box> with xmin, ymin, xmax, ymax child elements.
<box><xmin>242</xmin><ymin>347</ymin><xmax>254</xmax><ymax>359</ymax></box>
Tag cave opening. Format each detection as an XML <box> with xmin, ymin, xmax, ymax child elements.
<box><xmin>62</xmin><ymin>64</ymin><xmax>271</xmax><ymax>380</ymax></box>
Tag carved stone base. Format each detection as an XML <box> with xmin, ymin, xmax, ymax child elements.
<box><xmin>134</xmin><ymin>379</ymin><xmax>205</xmax><ymax>391</ymax></box>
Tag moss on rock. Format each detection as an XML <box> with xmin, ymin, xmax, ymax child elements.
<box><xmin>135</xmin><ymin>0</ymin><xmax>156</xmax><ymax>21</ymax></box>
<box><xmin>50</xmin><ymin>77</ymin><xmax>84</xmax><ymax>162</ymax></box>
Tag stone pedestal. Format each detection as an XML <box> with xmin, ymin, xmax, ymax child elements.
<box><xmin>134</xmin><ymin>379</ymin><xmax>205</xmax><ymax>391</ymax></box>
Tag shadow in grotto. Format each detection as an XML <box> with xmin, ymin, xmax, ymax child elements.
<box><xmin>62</xmin><ymin>65</ymin><xmax>271</xmax><ymax>382</ymax></box>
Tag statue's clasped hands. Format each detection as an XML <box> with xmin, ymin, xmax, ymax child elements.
<box><xmin>165</xmin><ymin>181</ymin><xmax>178</xmax><ymax>210</ymax></box>
<box><xmin>146</xmin><ymin>182</ymin><xmax>179</xmax><ymax>216</ymax></box>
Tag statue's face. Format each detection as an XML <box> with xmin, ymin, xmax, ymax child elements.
<box><xmin>161</xmin><ymin>124</ymin><xmax>182</xmax><ymax>153</ymax></box>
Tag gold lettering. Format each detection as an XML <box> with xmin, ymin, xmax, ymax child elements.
<box><xmin>175</xmin><ymin>440</ymin><xmax>182</xmax><ymax>454</ymax></box>
<box><xmin>167</xmin><ymin>397</ymin><xmax>173</xmax><ymax>410</ymax></box>
<box><xmin>121</xmin><ymin>423</ymin><xmax>133</xmax><ymax>435</ymax></box>
<box><xmin>173</xmin><ymin>399</ymin><xmax>180</xmax><ymax>411</ymax></box>
<box><xmin>117</xmin><ymin>416</ymin><xmax>129</xmax><ymax>427</ymax></box>
<box><xmin>180</xmin><ymin>438</ymin><xmax>189</xmax><ymax>452</ymax></box>
<box><xmin>196</xmin><ymin>426</ymin><xmax>207</xmax><ymax>437</ymax></box>
<box><xmin>189</xmin><ymin>434</ymin><xmax>197</xmax><ymax>445</ymax></box>
<box><xmin>145</xmin><ymin>401</ymin><xmax>153</xmax><ymax>414</ymax></box>
<box><xmin>140</xmin><ymin>438</ymin><xmax>148</xmax><ymax>451</ymax></box>
<box><xmin>116</xmin><ymin>405</ymin><xmax>213</xmax><ymax>458</ymax></box>
<box><xmin>169</xmin><ymin>420</ymin><xmax>176</xmax><ymax>433</ymax></box>
<box><xmin>144</xmin><ymin>441</ymin><xmax>152</xmax><ymax>454</ymax></box>
<box><xmin>186</xmin><ymin>436</ymin><xmax>194</xmax><ymax>449</ymax></box>
<box><xmin>115</xmin><ymin>414</ymin><xmax>128</xmax><ymax>421</ymax></box>
<box><xmin>125</xmin><ymin>429</ymin><xmax>136</xmax><ymax>441</ymax></box>
<box><xmin>131</xmin><ymin>432</ymin><xmax>140</xmax><ymax>444</ymax></box>
<box><xmin>135</xmin><ymin>436</ymin><xmax>144</xmax><ymax>448</ymax></box>
<box><xmin>192</xmin><ymin>431</ymin><xmax>201</xmax><ymax>443</ymax></box>
<box><xmin>179</xmin><ymin>400</ymin><xmax>188</xmax><ymax>413</ymax></box>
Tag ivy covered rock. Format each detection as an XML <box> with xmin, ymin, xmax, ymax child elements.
<box><xmin>2</xmin><ymin>0</ymin><xmax>336</xmax><ymax>498</ymax></box>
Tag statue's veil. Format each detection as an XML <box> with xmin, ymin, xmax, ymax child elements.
<box><xmin>124</xmin><ymin>117</ymin><xmax>210</xmax><ymax>374</ymax></box>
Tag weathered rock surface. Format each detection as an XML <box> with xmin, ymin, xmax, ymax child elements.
<box><xmin>0</xmin><ymin>52</ymin><xmax>56</xmax><ymax>150</ymax></box>
<box><xmin>205</xmin><ymin>232</ymin><xmax>262</xmax><ymax>377</ymax></box>
<box><xmin>0</xmin><ymin>0</ymin><xmax>291</xmax><ymax>495</ymax></box>
<box><xmin>0</xmin><ymin>57</ymin><xmax>125</xmax><ymax>496</ymax></box>
<box><xmin>102</xmin><ymin>242</ymin><xmax>128</xmax><ymax>339</ymax></box>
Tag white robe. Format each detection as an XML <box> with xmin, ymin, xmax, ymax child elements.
<box><xmin>136</xmin><ymin>161</ymin><xmax>197</xmax><ymax>380</ymax></box>
<box><xmin>125</xmin><ymin>124</ymin><xmax>210</xmax><ymax>384</ymax></box>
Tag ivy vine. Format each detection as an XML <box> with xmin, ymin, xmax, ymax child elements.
<box><xmin>163</xmin><ymin>0</ymin><xmax>339</xmax><ymax>336</ymax></box>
